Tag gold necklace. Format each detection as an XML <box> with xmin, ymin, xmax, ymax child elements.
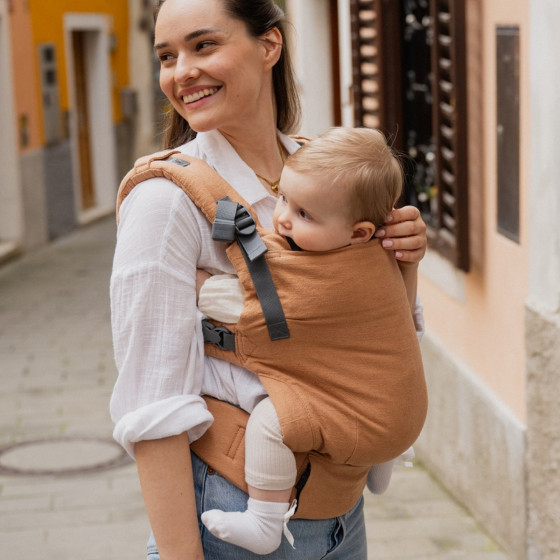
<box><xmin>254</xmin><ymin>137</ymin><xmax>286</xmax><ymax>194</ymax></box>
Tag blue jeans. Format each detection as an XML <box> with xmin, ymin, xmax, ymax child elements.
<box><xmin>147</xmin><ymin>453</ymin><xmax>367</xmax><ymax>559</ymax></box>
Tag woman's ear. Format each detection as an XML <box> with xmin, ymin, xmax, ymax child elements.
<box><xmin>350</xmin><ymin>221</ymin><xmax>376</xmax><ymax>245</ymax></box>
<box><xmin>260</xmin><ymin>27</ymin><xmax>283</xmax><ymax>70</ymax></box>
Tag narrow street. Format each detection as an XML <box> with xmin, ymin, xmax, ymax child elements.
<box><xmin>0</xmin><ymin>217</ymin><xmax>509</xmax><ymax>559</ymax></box>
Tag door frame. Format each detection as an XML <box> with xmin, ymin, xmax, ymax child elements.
<box><xmin>64</xmin><ymin>13</ymin><xmax>117</xmax><ymax>223</ymax></box>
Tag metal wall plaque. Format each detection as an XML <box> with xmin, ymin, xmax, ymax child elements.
<box><xmin>496</xmin><ymin>25</ymin><xmax>520</xmax><ymax>242</ymax></box>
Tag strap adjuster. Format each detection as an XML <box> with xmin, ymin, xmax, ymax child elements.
<box><xmin>202</xmin><ymin>320</ymin><xmax>236</xmax><ymax>351</ymax></box>
<box><xmin>212</xmin><ymin>199</ymin><xmax>239</xmax><ymax>242</ymax></box>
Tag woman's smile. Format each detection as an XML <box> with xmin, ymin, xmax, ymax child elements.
<box><xmin>181</xmin><ymin>86</ymin><xmax>221</xmax><ymax>106</ymax></box>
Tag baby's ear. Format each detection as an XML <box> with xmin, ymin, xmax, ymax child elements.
<box><xmin>350</xmin><ymin>221</ymin><xmax>376</xmax><ymax>244</ymax></box>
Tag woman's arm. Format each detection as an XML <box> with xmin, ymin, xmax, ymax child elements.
<box><xmin>397</xmin><ymin>261</ymin><xmax>418</xmax><ymax>313</ymax></box>
<box><xmin>376</xmin><ymin>206</ymin><xmax>426</xmax><ymax>313</ymax></box>
<box><xmin>136</xmin><ymin>435</ymin><xmax>204</xmax><ymax>560</ymax></box>
<box><xmin>111</xmin><ymin>181</ymin><xmax>213</xmax><ymax>558</ymax></box>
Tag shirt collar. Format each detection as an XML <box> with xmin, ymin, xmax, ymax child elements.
<box><xmin>179</xmin><ymin>129</ymin><xmax>302</xmax><ymax>208</ymax></box>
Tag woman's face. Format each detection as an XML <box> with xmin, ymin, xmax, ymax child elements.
<box><xmin>155</xmin><ymin>0</ymin><xmax>280</xmax><ymax>137</ymax></box>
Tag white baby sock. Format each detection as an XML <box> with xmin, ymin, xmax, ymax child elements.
<box><xmin>201</xmin><ymin>497</ymin><xmax>291</xmax><ymax>555</ymax></box>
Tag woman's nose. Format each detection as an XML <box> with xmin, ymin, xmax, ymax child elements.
<box><xmin>175</xmin><ymin>54</ymin><xmax>200</xmax><ymax>83</ymax></box>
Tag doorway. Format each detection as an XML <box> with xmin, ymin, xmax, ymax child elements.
<box><xmin>64</xmin><ymin>14</ymin><xmax>117</xmax><ymax>223</ymax></box>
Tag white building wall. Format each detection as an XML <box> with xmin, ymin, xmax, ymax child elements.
<box><xmin>128</xmin><ymin>0</ymin><xmax>158</xmax><ymax>158</ymax></box>
<box><xmin>286</xmin><ymin>0</ymin><xmax>335</xmax><ymax>137</ymax></box>
<box><xmin>0</xmin><ymin>0</ymin><xmax>24</xmax><ymax>258</ymax></box>
<box><xmin>336</xmin><ymin>0</ymin><xmax>355</xmax><ymax>128</ymax></box>
<box><xmin>528</xmin><ymin>0</ymin><xmax>560</xmax><ymax>316</ymax></box>
<box><xmin>526</xmin><ymin>1</ymin><xmax>560</xmax><ymax>558</ymax></box>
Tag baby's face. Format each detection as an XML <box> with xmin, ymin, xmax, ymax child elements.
<box><xmin>272</xmin><ymin>167</ymin><xmax>357</xmax><ymax>252</ymax></box>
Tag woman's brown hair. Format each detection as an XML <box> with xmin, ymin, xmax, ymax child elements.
<box><xmin>155</xmin><ymin>0</ymin><xmax>301</xmax><ymax>148</ymax></box>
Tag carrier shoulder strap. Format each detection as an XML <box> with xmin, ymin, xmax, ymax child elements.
<box><xmin>116</xmin><ymin>149</ymin><xmax>289</xmax><ymax>342</ymax></box>
<box><xmin>116</xmin><ymin>149</ymin><xmax>254</xmax><ymax>225</ymax></box>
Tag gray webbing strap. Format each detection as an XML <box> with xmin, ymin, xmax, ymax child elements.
<box><xmin>211</xmin><ymin>198</ymin><xmax>290</xmax><ymax>342</ymax></box>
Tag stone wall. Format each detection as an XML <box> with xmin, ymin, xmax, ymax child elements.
<box><xmin>525</xmin><ymin>307</ymin><xmax>560</xmax><ymax>559</ymax></box>
<box><xmin>416</xmin><ymin>334</ymin><xmax>527</xmax><ymax>559</ymax></box>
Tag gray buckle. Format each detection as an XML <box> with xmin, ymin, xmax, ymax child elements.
<box><xmin>201</xmin><ymin>320</ymin><xmax>236</xmax><ymax>351</ymax></box>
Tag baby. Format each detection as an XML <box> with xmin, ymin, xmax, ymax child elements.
<box><xmin>200</xmin><ymin>127</ymin><xmax>417</xmax><ymax>554</ymax></box>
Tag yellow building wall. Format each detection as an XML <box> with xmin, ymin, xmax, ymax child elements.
<box><xmin>419</xmin><ymin>0</ymin><xmax>530</xmax><ymax>422</ymax></box>
<box><xmin>9</xmin><ymin>1</ymin><xmax>42</xmax><ymax>152</ymax></box>
<box><xmin>28</xmin><ymin>0</ymin><xmax>129</xmax><ymax>141</ymax></box>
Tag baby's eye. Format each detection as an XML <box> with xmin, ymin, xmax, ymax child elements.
<box><xmin>298</xmin><ymin>209</ymin><xmax>311</xmax><ymax>220</ymax></box>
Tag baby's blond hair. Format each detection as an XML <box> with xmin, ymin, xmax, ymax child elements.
<box><xmin>285</xmin><ymin>127</ymin><xmax>403</xmax><ymax>226</ymax></box>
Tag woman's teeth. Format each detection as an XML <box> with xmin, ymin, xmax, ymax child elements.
<box><xmin>183</xmin><ymin>88</ymin><xmax>219</xmax><ymax>104</ymax></box>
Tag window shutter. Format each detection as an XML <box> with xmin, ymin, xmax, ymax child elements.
<box><xmin>430</xmin><ymin>0</ymin><xmax>469</xmax><ymax>271</ymax></box>
<box><xmin>350</xmin><ymin>0</ymin><xmax>402</xmax><ymax>136</ymax></box>
<box><xmin>350</xmin><ymin>1</ymin><xmax>383</xmax><ymax>129</ymax></box>
<box><xmin>349</xmin><ymin>0</ymin><xmax>469</xmax><ymax>272</ymax></box>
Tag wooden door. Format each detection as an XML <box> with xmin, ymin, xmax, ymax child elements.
<box><xmin>72</xmin><ymin>31</ymin><xmax>95</xmax><ymax>210</ymax></box>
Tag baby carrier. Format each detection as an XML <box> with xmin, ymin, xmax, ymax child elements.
<box><xmin>116</xmin><ymin>149</ymin><xmax>428</xmax><ymax>519</ymax></box>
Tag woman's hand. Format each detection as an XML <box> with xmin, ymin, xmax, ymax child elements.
<box><xmin>375</xmin><ymin>206</ymin><xmax>427</xmax><ymax>265</ymax></box>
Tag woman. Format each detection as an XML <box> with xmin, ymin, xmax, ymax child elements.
<box><xmin>110</xmin><ymin>0</ymin><xmax>427</xmax><ymax>558</ymax></box>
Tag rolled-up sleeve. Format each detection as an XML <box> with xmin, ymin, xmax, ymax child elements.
<box><xmin>110</xmin><ymin>178</ymin><xmax>213</xmax><ymax>457</ymax></box>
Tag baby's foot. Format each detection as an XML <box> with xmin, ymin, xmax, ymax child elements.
<box><xmin>201</xmin><ymin>498</ymin><xmax>290</xmax><ymax>555</ymax></box>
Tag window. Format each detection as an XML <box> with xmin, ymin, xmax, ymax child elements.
<box><xmin>350</xmin><ymin>0</ymin><xmax>469</xmax><ymax>271</ymax></box>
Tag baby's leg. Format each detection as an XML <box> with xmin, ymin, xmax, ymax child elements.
<box><xmin>367</xmin><ymin>461</ymin><xmax>395</xmax><ymax>494</ymax></box>
<box><xmin>201</xmin><ymin>397</ymin><xmax>297</xmax><ymax>554</ymax></box>
<box><xmin>367</xmin><ymin>446</ymin><xmax>415</xmax><ymax>494</ymax></box>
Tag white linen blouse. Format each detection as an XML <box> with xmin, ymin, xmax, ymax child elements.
<box><xmin>110</xmin><ymin>129</ymin><xmax>425</xmax><ymax>458</ymax></box>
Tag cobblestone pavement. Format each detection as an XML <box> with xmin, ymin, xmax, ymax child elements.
<box><xmin>0</xmin><ymin>217</ymin><xmax>511</xmax><ymax>559</ymax></box>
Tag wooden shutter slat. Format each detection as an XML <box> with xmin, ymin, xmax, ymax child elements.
<box><xmin>442</xmin><ymin>169</ymin><xmax>455</xmax><ymax>185</ymax></box>
<box><xmin>439</xmin><ymin>57</ymin><xmax>452</xmax><ymax>71</ymax></box>
<box><xmin>442</xmin><ymin>190</ymin><xmax>456</xmax><ymax>206</ymax></box>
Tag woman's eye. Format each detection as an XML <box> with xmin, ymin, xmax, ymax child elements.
<box><xmin>196</xmin><ymin>41</ymin><xmax>216</xmax><ymax>52</ymax></box>
<box><xmin>157</xmin><ymin>53</ymin><xmax>174</xmax><ymax>63</ymax></box>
